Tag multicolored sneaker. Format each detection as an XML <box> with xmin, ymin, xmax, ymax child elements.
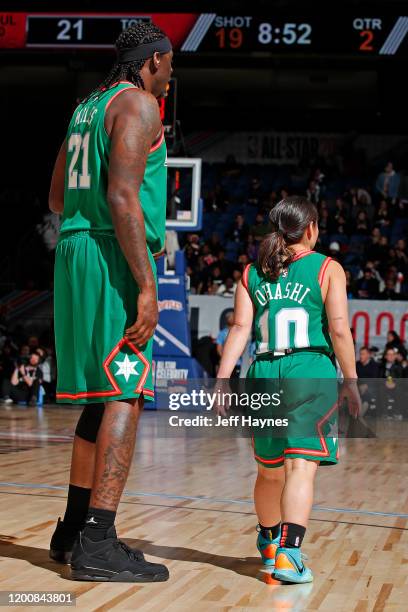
<box><xmin>256</xmin><ymin>526</ymin><xmax>281</xmax><ymax>567</ymax></box>
<box><xmin>273</xmin><ymin>547</ymin><xmax>313</xmax><ymax>584</ymax></box>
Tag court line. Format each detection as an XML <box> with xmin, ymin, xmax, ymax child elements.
<box><xmin>0</xmin><ymin>489</ymin><xmax>406</xmax><ymax>532</ymax></box>
<box><xmin>0</xmin><ymin>481</ymin><xmax>407</xmax><ymax>520</ymax></box>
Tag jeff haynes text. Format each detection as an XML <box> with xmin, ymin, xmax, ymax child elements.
<box><xmin>168</xmin><ymin>415</ymin><xmax>289</xmax><ymax>428</ymax></box>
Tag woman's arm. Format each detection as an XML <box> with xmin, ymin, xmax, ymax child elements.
<box><xmin>324</xmin><ymin>260</ymin><xmax>357</xmax><ymax>378</ymax></box>
<box><xmin>323</xmin><ymin>260</ymin><xmax>361</xmax><ymax>416</ymax></box>
<box><xmin>217</xmin><ymin>281</ymin><xmax>254</xmax><ymax>379</ymax></box>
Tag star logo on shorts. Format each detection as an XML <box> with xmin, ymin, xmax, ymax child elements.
<box><xmin>114</xmin><ymin>354</ymin><xmax>139</xmax><ymax>382</ymax></box>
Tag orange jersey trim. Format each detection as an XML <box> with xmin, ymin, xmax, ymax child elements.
<box><xmin>150</xmin><ymin>126</ymin><xmax>165</xmax><ymax>153</ymax></box>
<box><xmin>318</xmin><ymin>256</ymin><xmax>332</xmax><ymax>287</ymax></box>
<box><xmin>292</xmin><ymin>250</ymin><xmax>316</xmax><ymax>262</ymax></box>
<box><xmin>284</xmin><ymin>400</ymin><xmax>338</xmax><ymax>459</ymax></box>
<box><xmin>105</xmin><ymin>86</ymin><xmax>137</xmax><ymax>111</ymax></box>
<box><xmin>241</xmin><ymin>263</ymin><xmax>252</xmax><ymax>291</ymax></box>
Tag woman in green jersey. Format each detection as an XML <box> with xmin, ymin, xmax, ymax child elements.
<box><xmin>216</xmin><ymin>196</ymin><xmax>361</xmax><ymax>584</ymax></box>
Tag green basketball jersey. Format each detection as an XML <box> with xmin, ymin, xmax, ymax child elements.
<box><xmin>60</xmin><ymin>81</ymin><xmax>167</xmax><ymax>255</ymax></box>
<box><xmin>243</xmin><ymin>251</ymin><xmax>333</xmax><ymax>355</ymax></box>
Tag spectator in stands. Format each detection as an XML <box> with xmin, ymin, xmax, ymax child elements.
<box><xmin>250</xmin><ymin>213</ymin><xmax>269</xmax><ymax>243</ymax></box>
<box><xmin>384</xmin><ymin>331</ymin><xmax>407</xmax><ymax>359</ymax></box>
<box><xmin>19</xmin><ymin>344</ymin><xmax>30</xmax><ymax>365</ymax></box>
<box><xmin>207</xmin><ymin>184</ymin><xmax>229</xmax><ymax>212</ymax></box>
<box><xmin>8</xmin><ymin>352</ymin><xmax>43</xmax><ymax>405</ymax></box>
<box><xmin>374</xmin><ymin>200</ymin><xmax>392</xmax><ymax>232</ymax></box>
<box><xmin>198</xmin><ymin>265</ymin><xmax>224</xmax><ymax>295</ymax></box>
<box><xmin>216</xmin><ymin>277</ymin><xmax>236</xmax><ymax>297</ymax></box>
<box><xmin>356</xmin><ymin>346</ymin><xmax>379</xmax><ymax>378</ymax></box>
<box><xmin>380</xmin><ymin>348</ymin><xmax>403</xmax><ymax>378</ymax></box>
<box><xmin>333</xmin><ymin>213</ymin><xmax>349</xmax><ymax>236</ymax></box>
<box><xmin>248</xmin><ymin>177</ymin><xmax>266</xmax><ymax>208</ymax></box>
<box><xmin>216</xmin><ymin>250</ymin><xmax>233</xmax><ymax>278</ymax></box>
<box><xmin>216</xmin><ymin>312</ymin><xmax>241</xmax><ymax>377</ymax></box>
<box><xmin>232</xmin><ymin>269</ymin><xmax>242</xmax><ymax>285</ymax></box>
<box><xmin>365</xmin><ymin>228</ymin><xmax>383</xmax><ymax>263</ymax></box>
<box><xmin>356</xmin><ymin>346</ymin><xmax>380</xmax><ymax>414</ymax></box>
<box><xmin>356</xmin><ymin>268</ymin><xmax>379</xmax><ymax>299</ymax></box>
<box><xmin>312</xmin><ymin>168</ymin><xmax>325</xmax><ymax>195</ymax></box>
<box><xmin>306</xmin><ymin>179</ymin><xmax>320</xmax><ymax>204</ymax></box>
<box><xmin>376</xmin><ymin>161</ymin><xmax>400</xmax><ymax>202</ymax></box>
<box><xmin>207</xmin><ymin>233</ymin><xmax>222</xmax><ymax>256</ymax></box>
<box><xmin>36</xmin><ymin>347</ymin><xmax>55</xmax><ymax>402</ymax></box>
<box><xmin>345</xmin><ymin>270</ymin><xmax>357</xmax><ymax>298</ymax></box>
<box><xmin>246</xmin><ymin>234</ymin><xmax>258</xmax><ymax>261</ymax></box>
<box><xmin>201</xmin><ymin>244</ymin><xmax>217</xmax><ymax>267</ymax></box>
<box><xmin>394</xmin><ymin>239</ymin><xmax>408</xmax><ymax>275</ymax></box>
<box><xmin>263</xmin><ymin>190</ymin><xmax>279</xmax><ymax>212</ymax></box>
<box><xmin>237</xmin><ymin>253</ymin><xmax>250</xmax><ymax>270</ymax></box>
<box><xmin>380</xmin><ymin>347</ymin><xmax>404</xmax><ymax>419</ymax></box>
<box><xmin>379</xmin><ymin>277</ymin><xmax>401</xmax><ymax>300</ymax></box>
<box><xmin>328</xmin><ymin>241</ymin><xmax>343</xmax><ymax>264</ymax></box>
<box><xmin>229</xmin><ymin>214</ymin><xmax>249</xmax><ymax>244</ymax></box>
<box><xmin>355</xmin><ymin>211</ymin><xmax>370</xmax><ymax>235</ymax></box>
<box><xmin>318</xmin><ymin>208</ymin><xmax>331</xmax><ymax>240</ymax></box>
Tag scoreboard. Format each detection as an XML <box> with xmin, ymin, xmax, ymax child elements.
<box><xmin>1</xmin><ymin>12</ymin><xmax>408</xmax><ymax>57</ymax></box>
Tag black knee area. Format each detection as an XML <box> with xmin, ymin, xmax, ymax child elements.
<box><xmin>75</xmin><ymin>403</ymin><xmax>105</xmax><ymax>443</ymax></box>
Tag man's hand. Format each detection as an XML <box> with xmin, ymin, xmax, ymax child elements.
<box><xmin>339</xmin><ymin>379</ymin><xmax>362</xmax><ymax>419</ymax></box>
<box><xmin>125</xmin><ymin>287</ymin><xmax>158</xmax><ymax>346</ymax></box>
<box><xmin>19</xmin><ymin>365</ymin><xmax>26</xmax><ymax>375</ymax></box>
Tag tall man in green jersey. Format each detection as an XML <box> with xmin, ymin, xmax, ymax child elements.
<box><xmin>48</xmin><ymin>23</ymin><xmax>172</xmax><ymax>582</ymax></box>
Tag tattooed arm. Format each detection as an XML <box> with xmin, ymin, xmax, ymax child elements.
<box><xmin>106</xmin><ymin>90</ymin><xmax>162</xmax><ymax>346</ymax></box>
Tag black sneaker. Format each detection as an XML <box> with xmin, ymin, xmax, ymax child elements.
<box><xmin>70</xmin><ymin>526</ymin><xmax>169</xmax><ymax>582</ymax></box>
<box><xmin>49</xmin><ymin>518</ymin><xmax>78</xmax><ymax>564</ymax></box>
<box><xmin>50</xmin><ymin>518</ymin><xmax>145</xmax><ymax>566</ymax></box>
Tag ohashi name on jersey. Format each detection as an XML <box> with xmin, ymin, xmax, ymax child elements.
<box><xmin>254</xmin><ymin>279</ymin><xmax>311</xmax><ymax>306</ymax></box>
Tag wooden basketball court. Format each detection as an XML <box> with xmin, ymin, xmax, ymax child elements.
<box><xmin>0</xmin><ymin>404</ymin><xmax>407</xmax><ymax>611</ymax></box>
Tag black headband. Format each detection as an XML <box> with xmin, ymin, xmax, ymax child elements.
<box><xmin>117</xmin><ymin>37</ymin><xmax>172</xmax><ymax>63</ymax></box>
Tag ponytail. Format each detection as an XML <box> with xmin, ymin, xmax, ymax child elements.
<box><xmin>257</xmin><ymin>196</ymin><xmax>318</xmax><ymax>281</ymax></box>
<box><xmin>258</xmin><ymin>231</ymin><xmax>293</xmax><ymax>280</ymax></box>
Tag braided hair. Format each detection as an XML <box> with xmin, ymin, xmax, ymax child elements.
<box><xmin>85</xmin><ymin>23</ymin><xmax>166</xmax><ymax>101</ymax></box>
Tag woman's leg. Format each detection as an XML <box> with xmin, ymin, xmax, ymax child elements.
<box><xmin>254</xmin><ymin>464</ymin><xmax>285</xmax><ymax>527</ymax></box>
<box><xmin>280</xmin><ymin>457</ymin><xmax>318</xmax><ymax>526</ymax></box>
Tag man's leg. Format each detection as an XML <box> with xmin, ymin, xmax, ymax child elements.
<box><xmin>50</xmin><ymin>404</ymin><xmax>104</xmax><ymax>563</ymax></box>
<box><xmin>70</xmin><ymin>396</ymin><xmax>169</xmax><ymax>582</ymax></box>
<box><xmin>83</xmin><ymin>397</ymin><xmax>142</xmax><ymax>535</ymax></box>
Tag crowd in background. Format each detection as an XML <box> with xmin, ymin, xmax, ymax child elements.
<box><xmin>0</xmin><ymin>330</ymin><xmax>56</xmax><ymax>406</ymax></box>
<box><xmin>182</xmin><ymin>160</ymin><xmax>408</xmax><ymax>298</ymax></box>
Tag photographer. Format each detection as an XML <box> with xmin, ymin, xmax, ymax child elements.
<box><xmin>8</xmin><ymin>352</ymin><xmax>43</xmax><ymax>405</ymax></box>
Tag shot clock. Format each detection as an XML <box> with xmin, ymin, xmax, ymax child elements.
<box><xmin>0</xmin><ymin>12</ymin><xmax>407</xmax><ymax>57</ymax></box>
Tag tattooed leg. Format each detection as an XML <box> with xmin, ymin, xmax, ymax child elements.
<box><xmin>90</xmin><ymin>397</ymin><xmax>143</xmax><ymax>510</ymax></box>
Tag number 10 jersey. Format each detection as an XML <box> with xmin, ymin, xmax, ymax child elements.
<box><xmin>242</xmin><ymin>251</ymin><xmax>333</xmax><ymax>355</ymax></box>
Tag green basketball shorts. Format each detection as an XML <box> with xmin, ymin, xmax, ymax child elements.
<box><xmin>54</xmin><ymin>230</ymin><xmax>156</xmax><ymax>405</ymax></box>
<box><xmin>246</xmin><ymin>352</ymin><xmax>339</xmax><ymax>468</ymax></box>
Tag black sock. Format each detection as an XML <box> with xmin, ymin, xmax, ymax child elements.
<box><xmin>83</xmin><ymin>507</ymin><xmax>116</xmax><ymax>542</ymax></box>
<box><xmin>63</xmin><ymin>484</ymin><xmax>91</xmax><ymax>531</ymax></box>
<box><xmin>259</xmin><ymin>522</ymin><xmax>281</xmax><ymax>540</ymax></box>
<box><xmin>280</xmin><ymin>523</ymin><xmax>306</xmax><ymax>548</ymax></box>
